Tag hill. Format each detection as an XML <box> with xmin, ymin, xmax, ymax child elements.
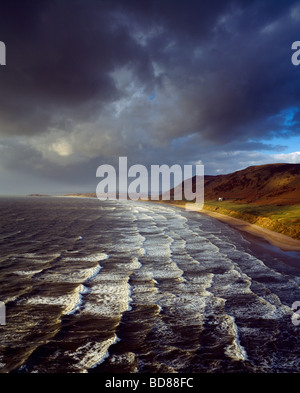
<box><xmin>166</xmin><ymin>163</ymin><xmax>300</xmax><ymax>205</ymax></box>
<box><xmin>166</xmin><ymin>163</ymin><xmax>300</xmax><ymax>240</ymax></box>
<box><xmin>62</xmin><ymin>164</ymin><xmax>300</xmax><ymax>240</ymax></box>
<box><xmin>203</xmin><ymin>163</ymin><xmax>300</xmax><ymax>205</ymax></box>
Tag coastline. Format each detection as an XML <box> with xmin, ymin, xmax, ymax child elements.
<box><xmin>152</xmin><ymin>201</ymin><xmax>300</xmax><ymax>253</ymax></box>
<box><xmin>201</xmin><ymin>210</ymin><xmax>300</xmax><ymax>252</ymax></box>
<box><xmin>50</xmin><ymin>195</ymin><xmax>300</xmax><ymax>253</ymax></box>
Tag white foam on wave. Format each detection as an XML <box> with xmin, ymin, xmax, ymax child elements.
<box><xmin>108</xmin><ymin>352</ymin><xmax>137</xmax><ymax>371</ymax></box>
<box><xmin>185</xmin><ymin>273</ymin><xmax>214</xmax><ymax>296</ymax></box>
<box><xmin>224</xmin><ymin>315</ymin><xmax>248</xmax><ymax>361</ymax></box>
<box><xmin>162</xmin><ymin>292</ymin><xmax>208</xmax><ymax>317</ymax></box>
<box><xmin>208</xmin><ymin>261</ymin><xmax>289</xmax><ymax>321</ymax></box>
<box><xmin>130</xmin><ymin>280</ymin><xmax>159</xmax><ymax>306</ymax></box>
<box><xmin>169</xmin><ymin>234</ymin><xmax>186</xmax><ymax>253</ymax></box>
<box><xmin>83</xmin><ymin>277</ymin><xmax>132</xmax><ymax>317</ymax></box>
<box><xmin>20</xmin><ymin>284</ymin><xmax>88</xmax><ymax>315</ymax></box>
<box><xmin>152</xmin><ymin>266</ymin><xmax>185</xmax><ymax>281</ymax></box>
<box><xmin>113</xmin><ymin>257</ymin><xmax>143</xmax><ymax>273</ymax></box>
<box><xmin>211</xmin><ymin>267</ymin><xmax>251</xmax><ymax>295</ymax></box>
<box><xmin>37</xmin><ymin>264</ymin><xmax>103</xmax><ymax>284</ymax></box>
<box><xmin>138</xmin><ymin>247</ymin><xmax>146</xmax><ymax>257</ymax></box>
<box><xmin>64</xmin><ymin>252</ymin><xmax>109</xmax><ymax>263</ymax></box>
<box><xmin>14</xmin><ymin>269</ymin><xmax>44</xmax><ymax>276</ymax></box>
<box><xmin>144</xmin><ymin>242</ymin><xmax>172</xmax><ymax>258</ymax></box>
<box><xmin>127</xmin><ymin>257</ymin><xmax>142</xmax><ymax>270</ymax></box>
<box><xmin>208</xmin><ymin>249</ymin><xmax>297</xmax><ymax>322</ymax></box>
<box><xmin>132</xmin><ymin>206</ymin><xmax>151</xmax><ymax>213</ymax></box>
<box><xmin>67</xmin><ymin>335</ymin><xmax>119</xmax><ymax>372</ymax></box>
<box><xmin>99</xmin><ymin>206</ymin><xmax>116</xmax><ymax>211</ymax></box>
<box><xmin>67</xmin><ymin>264</ymin><xmax>102</xmax><ymax>284</ymax></box>
<box><xmin>83</xmin><ymin>264</ymin><xmax>102</xmax><ymax>282</ymax></box>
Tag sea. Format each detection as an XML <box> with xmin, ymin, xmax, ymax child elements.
<box><xmin>0</xmin><ymin>196</ymin><xmax>299</xmax><ymax>373</ymax></box>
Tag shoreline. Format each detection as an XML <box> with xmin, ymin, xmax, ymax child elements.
<box><xmin>152</xmin><ymin>201</ymin><xmax>300</xmax><ymax>253</ymax></box>
<box><xmin>42</xmin><ymin>195</ymin><xmax>300</xmax><ymax>253</ymax></box>
<box><xmin>202</xmin><ymin>210</ymin><xmax>300</xmax><ymax>253</ymax></box>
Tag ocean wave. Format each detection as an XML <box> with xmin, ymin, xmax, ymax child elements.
<box><xmin>1</xmin><ymin>198</ymin><xmax>299</xmax><ymax>373</ymax></box>
<box><xmin>18</xmin><ymin>284</ymin><xmax>87</xmax><ymax>315</ymax></box>
<box><xmin>67</xmin><ymin>335</ymin><xmax>119</xmax><ymax>372</ymax></box>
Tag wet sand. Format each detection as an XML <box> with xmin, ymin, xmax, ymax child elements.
<box><xmin>202</xmin><ymin>210</ymin><xmax>300</xmax><ymax>252</ymax></box>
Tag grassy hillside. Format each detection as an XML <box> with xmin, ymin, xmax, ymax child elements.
<box><xmin>204</xmin><ymin>200</ymin><xmax>300</xmax><ymax>240</ymax></box>
<box><xmin>168</xmin><ymin>163</ymin><xmax>300</xmax><ymax>240</ymax></box>
<box><xmin>203</xmin><ymin>163</ymin><xmax>300</xmax><ymax>205</ymax></box>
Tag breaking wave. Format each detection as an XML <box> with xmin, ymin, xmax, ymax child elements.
<box><xmin>0</xmin><ymin>196</ymin><xmax>299</xmax><ymax>373</ymax></box>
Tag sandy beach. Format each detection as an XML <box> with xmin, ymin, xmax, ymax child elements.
<box><xmin>201</xmin><ymin>210</ymin><xmax>300</xmax><ymax>252</ymax></box>
<box><xmin>154</xmin><ymin>201</ymin><xmax>300</xmax><ymax>253</ymax></box>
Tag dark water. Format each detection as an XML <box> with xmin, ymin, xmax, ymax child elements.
<box><xmin>0</xmin><ymin>196</ymin><xmax>299</xmax><ymax>373</ymax></box>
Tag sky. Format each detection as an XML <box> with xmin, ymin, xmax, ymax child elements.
<box><xmin>0</xmin><ymin>0</ymin><xmax>300</xmax><ymax>195</ymax></box>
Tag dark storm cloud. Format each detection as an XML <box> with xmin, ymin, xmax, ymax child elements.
<box><xmin>0</xmin><ymin>0</ymin><xmax>155</xmax><ymax>135</ymax></box>
<box><xmin>0</xmin><ymin>0</ymin><xmax>298</xmax><ymax>139</ymax></box>
<box><xmin>0</xmin><ymin>0</ymin><xmax>300</xmax><ymax>192</ymax></box>
<box><xmin>143</xmin><ymin>0</ymin><xmax>300</xmax><ymax>145</ymax></box>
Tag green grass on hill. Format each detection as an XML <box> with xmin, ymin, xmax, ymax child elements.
<box><xmin>204</xmin><ymin>200</ymin><xmax>300</xmax><ymax>221</ymax></box>
<box><xmin>203</xmin><ymin>200</ymin><xmax>300</xmax><ymax>240</ymax></box>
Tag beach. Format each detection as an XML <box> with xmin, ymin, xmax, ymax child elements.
<box><xmin>153</xmin><ymin>201</ymin><xmax>300</xmax><ymax>253</ymax></box>
<box><xmin>59</xmin><ymin>196</ymin><xmax>300</xmax><ymax>253</ymax></box>
<box><xmin>200</xmin><ymin>210</ymin><xmax>300</xmax><ymax>252</ymax></box>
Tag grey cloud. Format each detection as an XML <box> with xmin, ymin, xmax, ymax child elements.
<box><xmin>0</xmin><ymin>0</ymin><xmax>300</xmax><ymax>194</ymax></box>
<box><xmin>0</xmin><ymin>0</ymin><xmax>155</xmax><ymax>136</ymax></box>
